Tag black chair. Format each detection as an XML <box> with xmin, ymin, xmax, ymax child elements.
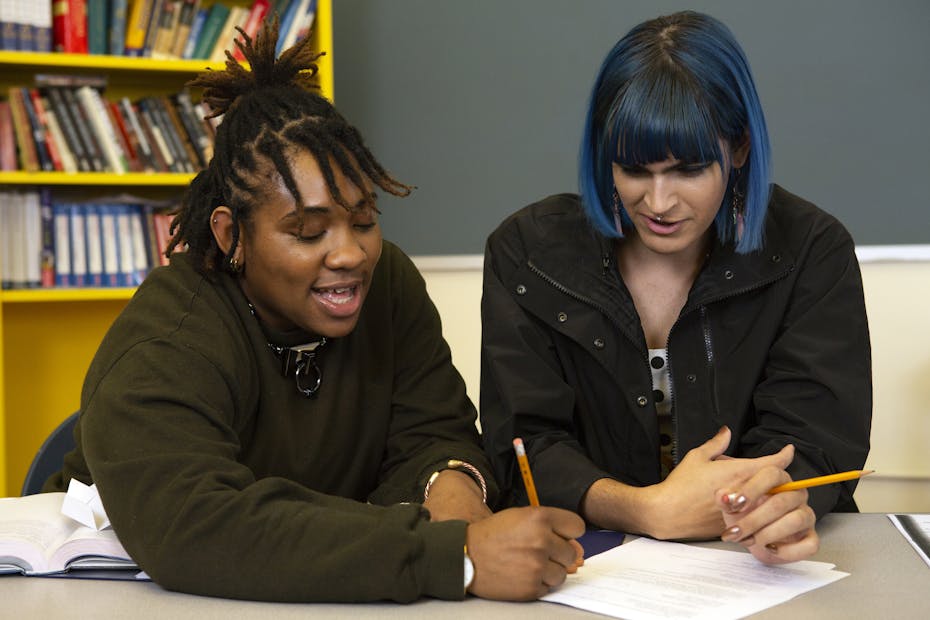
<box><xmin>21</xmin><ymin>411</ymin><xmax>79</xmax><ymax>496</ymax></box>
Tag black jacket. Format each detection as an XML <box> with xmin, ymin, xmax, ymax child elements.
<box><xmin>480</xmin><ymin>186</ymin><xmax>871</xmax><ymax>519</ymax></box>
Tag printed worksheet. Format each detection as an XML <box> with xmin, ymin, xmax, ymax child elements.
<box><xmin>541</xmin><ymin>537</ymin><xmax>848</xmax><ymax>620</ymax></box>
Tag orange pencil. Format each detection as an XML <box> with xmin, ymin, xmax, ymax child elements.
<box><xmin>768</xmin><ymin>469</ymin><xmax>874</xmax><ymax>494</ymax></box>
<box><xmin>512</xmin><ymin>438</ymin><xmax>540</xmax><ymax>506</ymax></box>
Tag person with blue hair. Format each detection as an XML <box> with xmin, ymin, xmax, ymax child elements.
<box><xmin>480</xmin><ymin>10</ymin><xmax>871</xmax><ymax>565</ymax></box>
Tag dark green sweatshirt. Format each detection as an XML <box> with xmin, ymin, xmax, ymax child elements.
<box><xmin>46</xmin><ymin>242</ymin><xmax>497</xmax><ymax>602</ymax></box>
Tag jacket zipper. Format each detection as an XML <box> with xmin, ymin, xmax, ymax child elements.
<box><xmin>528</xmin><ymin>258</ymin><xmax>793</xmax><ymax>468</ymax></box>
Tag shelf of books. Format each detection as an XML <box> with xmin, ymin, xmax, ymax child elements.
<box><xmin>0</xmin><ymin>0</ymin><xmax>332</xmax><ymax>495</ymax></box>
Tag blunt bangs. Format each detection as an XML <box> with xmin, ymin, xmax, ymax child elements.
<box><xmin>608</xmin><ymin>72</ymin><xmax>723</xmax><ymax>168</ymax></box>
<box><xmin>580</xmin><ymin>11</ymin><xmax>772</xmax><ymax>254</ymax></box>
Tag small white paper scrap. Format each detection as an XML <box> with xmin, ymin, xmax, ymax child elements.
<box><xmin>61</xmin><ymin>478</ymin><xmax>111</xmax><ymax>530</ymax></box>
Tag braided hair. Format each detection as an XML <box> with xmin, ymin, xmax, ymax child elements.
<box><xmin>167</xmin><ymin>17</ymin><xmax>412</xmax><ymax>273</ymax></box>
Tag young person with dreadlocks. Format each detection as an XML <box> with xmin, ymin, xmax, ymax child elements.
<box><xmin>44</xmin><ymin>19</ymin><xmax>583</xmax><ymax>603</ymax></box>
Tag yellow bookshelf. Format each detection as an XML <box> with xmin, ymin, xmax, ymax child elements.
<box><xmin>0</xmin><ymin>0</ymin><xmax>333</xmax><ymax>495</ymax></box>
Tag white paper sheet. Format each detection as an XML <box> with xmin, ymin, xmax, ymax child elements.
<box><xmin>541</xmin><ymin>537</ymin><xmax>848</xmax><ymax>620</ymax></box>
<box><xmin>888</xmin><ymin>514</ymin><xmax>930</xmax><ymax>568</ymax></box>
<box><xmin>61</xmin><ymin>479</ymin><xmax>111</xmax><ymax>531</ymax></box>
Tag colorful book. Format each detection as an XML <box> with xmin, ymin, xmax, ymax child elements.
<box><xmin>44</xmin><ymin>87</ymin><xmax>93</xmax><ymax>172</ymax></box>
<box><xmin>170</xmin><ymin>0</ymin><xmax>199</xmax><ymax>58</ymax></box>
<box><xmin>0</xmin><ymin>0</ymin><xmax>18</xmax><ymax>51</ymax></box>
<box><xmin>232</xmin><ymin>0</ymin><xmax>270</xmax><ymax>61</ymax></box>
<box><xmin>151</xmin><ymin>0</ymin><xmax>181</xmax><ymax>59</ymax></box>
<box><xmin>27</xmin><ymin>88</ymin><xmax>65</xmax><ymax>172</ymax></box>
<box><xmin>38</xmin><ymin>94</ymin><xmax>78</xmax><ymax>172</ymax></box>
<box><xmin>52</xmin><ymin>203</ymin><xmax>72</xmax><ymax>287</ymax></box>
<box><xmin>76</xmin><ymin>85</ymin><xmax>128</xmax><ymax>173</ymax></box>
<box><xmin>208</xmin><ymin>5</ymin><xmax>248</xmax><ymax>63</ymax></box>
<box><xmin>0</xmin><ymin>101</ymin><xmax>16</xmax><ymax>170</ymax></box>
<box><xmin>180</xmin><ymin>5</ymin><xmax>206</xmax><ymax>59</ymax></box>
<box><xmin>86</xmin><ymin>0</ymin><xmax>107</xmax><ymax>55</ymax></box>
<box><xmin>52</xmin><ymin>0</ymin><xmax>88</xmax><ymax>54</ymax></box>
<box><xmin>68</xmin><ymin>204</ymin><xmax>88</xmax><ymax>287</ymax></box>
<box><xmin>7</xmin><ymin>87</ymin><xmax>39</xmax><ymax>172</ymax></box>
<box><xmin>34</xmin><ymin>0</ymin><xmax>54</xmax><ymax>52</ymax></box>
<box><xmin>39</xmin><ymin>189</ymin><xmax>55</xmax><ymax>288</ymax></box>
<box><xmin>84</xmin><ymin>204</ymin><xmax>105</xmax><ymax>287</ymax></box>
<box><xmin>191</xmin><ymin>1</ymin><xmax>230</xmax><ymax>60</ymax></box>
<box><xmin>18</xmin><ymin>87</ymin><xmax>55</xmax><ymax>171</ymax></box>
<box><xmin>140</xmin><ymin>0</ymin><xmax>165</xmax><ymax>57</ymax></box>
<box><xmin>108</xmin><ymin>0</ymin><xmax>128</xmax><ymax>56</ymax></box>
<box><xmin>99</xmin><ymin>204</ymin><xmax>121</xmax><ymax>286</ymax></box>
<box><xmin>123</xmin><ymin>0</ymin><xmax>154</xmax><ymax>56</ymax></box>
<box><xmin>60</xmin><ymin>86</ymin><xmax>107</xmax><ymax>171</ymax></box>
<box><xmin>116</xmin><ymin>205</ymin><xmax>136</xmax><ymax>287</ymax></box>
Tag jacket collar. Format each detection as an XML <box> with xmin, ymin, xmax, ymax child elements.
<box><xmin>523</xmin><ymin>198</ymin><xmax>796</xmax><ymax>318</ymax></box>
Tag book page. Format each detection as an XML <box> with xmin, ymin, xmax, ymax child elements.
<box><xmin>0</xmin><ymin>493</ymin><xmax>75</xmax><ymax>573</ymax></box>
<box><xmin>888</xmin><ymin>514</ymin><xmax>930</xmax><ymax>567</ymax></box>
<box><xmin>542</xmin><ymin>537</ymin><xmax>848</xmax><ymax>620</ymax></box>
<box><xmin>0</xmin><ymin>493</ymin><xmax>134</xmax><ymax>574</ymax></box>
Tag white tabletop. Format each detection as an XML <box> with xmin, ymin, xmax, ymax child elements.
<box><xmin>1</xmin><ymin>513</ymin><xmax>927</xmax><ymax>619</ymax></box>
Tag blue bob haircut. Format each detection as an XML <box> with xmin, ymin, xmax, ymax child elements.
<box><xmin>579</xmin><ymin>11</ymin><xmax>771</xmax><ymax>253</ymax></box>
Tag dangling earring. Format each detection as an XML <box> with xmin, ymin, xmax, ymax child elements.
<box><xmin>731</xmin><ymin>169</ymin><xmax>745</xmax><ymax>240</ymax></box>
<box><xmin>612</xmin><ymin>187</ymin><xmax>623</xmax><ymax>233</ymax></box>
<box><xmin>229</xmin><ymin>256</ymin><xmax>242</xmax><ymax>273</ymax></box>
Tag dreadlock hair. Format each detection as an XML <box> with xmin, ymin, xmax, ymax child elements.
<box><xmin>167</xmin><ymin>16</ymin><xmax>412</xmax><ymax>274</ymax></box>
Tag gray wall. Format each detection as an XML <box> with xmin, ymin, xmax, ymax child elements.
<box><xmin>333</xmin><ymin>1</ymin><xmax>930</xmax><ymax>255</ymax></box>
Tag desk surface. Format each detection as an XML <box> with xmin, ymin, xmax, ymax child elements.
<box><xmin>2</xmin><ymin>513</ymin><xmax>927</xmax><ymax>619</ymax></box>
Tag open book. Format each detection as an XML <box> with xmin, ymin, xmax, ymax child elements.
<box><xmin>0</xmin><ymin>492</ymin><xmax>137</xmax><ymax>576</ymax></box>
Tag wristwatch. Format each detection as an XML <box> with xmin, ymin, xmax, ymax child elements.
<box><xmin>424</xmin><ymin>459</ymin><xmax>488</xmax><ymax>504</ymax></box>
<box><xmin>463</xmin><ymin>545</ymin><xmax>475</xmax><ymax>591</ymax></box>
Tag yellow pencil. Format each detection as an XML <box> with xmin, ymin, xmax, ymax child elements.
<box><xmin>512</xmin><ymin>438</ymin><xmax>540</xmax><ymax>506</ymax></box>
<box><xmin>768</xmin><ymin>469</ymin><xmax>874</xmax><ymax>494</ymax></box>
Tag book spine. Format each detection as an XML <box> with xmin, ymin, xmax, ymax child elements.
<box><xmin>142</xmin><ymin>97</ymin><xmax>186</xmax><ymax>172</ymax></box>
<box><xmin>39</xmin><ymin>188</ymin><xmax>55</xmax><ymax>287</ymax></box>
<box><xmin>118</xmin><ymin>97</ymin><xmax>157</xmax><ymax>172</ymax></box>
<box><xmin>86</xmin><ymin>0</ymin><xmax>107</xmax><ymax>54</ymax></box>
<box><xmin>140</xmin><ymin>0</ymin><xmax>164</xmax><ymax>57</ymax></box>
<box><xmin>77</xmin><ymin>85</ymin><xmax>128</xmax><ymax>173</ymax></box>
<box><xmin>232</xmin><ymin>0</ymin><xmax>270</xmax><ymax>61</ymax></box>
<box><xmin>123</xmin><ymin>0</ymin><xmax>153</xmax><ymax>56</ymax></box>
<box><xmin>68</xmin><ymin>204</ymin><xmax>88</xmax><ymax>287</ymax></box>
<box><xmin>160</xmin><ymin>95</ymin><xmax>200</xmax><ymax>171</ymax></box>
<box><xmin>191</xmin><ymin>2</ymin><xmax>229</xmax><ymax>60</ymax></box>
<box><xmin>175</xmin><ymin>91</ymin><xmax>212</xmax><ymax>167</ymax></box>
<box><xmin>18</xmin><ymin>87</ymin><xmax>55</xmax><ymax>171</ymax></box>
<box><xmin>137</xmin><ymin>98</ymin><xmax>176</xmax><ymax>172</ymax></box>
<box><xmin>34</xmin><ymin>0</ymin><xmax>53</xmax><ymax>52</ymax></box>
<box><xmin>66</xmin><ymin>0</ymin><xmax>88</xmax><ymax>54</ymax></box>
<box><xmin>180</xmin><ymin>6</ymin><xmax>205</xmax><ymax>59</ymax></box>
<box><xmin>116</xmin><ymin>205</ymin><xmax>136</xmax><ymax>287</ymax></box>
<box><xmin>52</xmin><ymin>203</ymin><xmax>72</xmax><ymax>287</ymax></box>
<box><xmin>150</xmin><ymin>0</ymin><xmax>179</xmax><ymax>59</ymax></box>
<box><xmin>39</xmin><ymin>95</ymin><xmax>78</xmax><ymax>172</ymax></box>
<box><xmin>7</xmin><ymin>87</ymin><xmax>39</xmax><ymax>172</ymax></box>
<box><xmin>15</xmin><ymin>0</ymin><xmax>34</xmax><ymax>51</ymax></box>
<box><xmin>6</xmin><ymin>191</ymin><xmax>25</xmax><ymax>287</ymax></box>
<box><xmin>151</xmin><ymin>209</ymin><xmax>173</xmax><ymax>266</ymax></box>
<box><xmin>23</xmin><ymin>190</ymin><xmax>42</xmax><ymax>287</ymax></box>
<box><xmin>0</xmin><ymin>101</ymin><xmax>17</xmax><ymax>170</ymax></box>
<box><xmin>108</xmin><ymin>0</ymin><xmax>127</xmax><ymax>55</ymax></box>
<box><xmin>128</xmin><ymin>204</ymin><xmax>149</xmax><ymax>284</ymax></box>
<box><xmin>99</xmin><ymin>204</ymin><xmax>121</xmax><ymax>286</ymax></box>
<box><xmin>277</xmin><ymin>0</ymin><xmax>309</xmax><ymax>56</ymax></box>
<box><xmin>106</xmin><ymin>100</ymin><xmax>141</xmax><ymax>172</ymax></box>
<box><xmin>84</xmin><ymin>204</ymin><xmax>104</xmax><ymax>287</ymax></box>
<box><xmin>45</xmin><ymin>87</ymin><xmax>92</xmax><ymax>172</ymax></box>
<box><xmin>170</xmin><ymin>0</ymin><xmax>198</xmax><ymax>59</ymax></box>
<box><xmin>0</xmin><ymin>0</ymin><xmax>18</xmax><ymax>51</ymax></box>
<box><xmin>27</xmin><ymin>88</ymin><xmax>65</xmax><ymax>171</ymax></box>
<box><xmin>60</xmin><ymin>86</ymin><xmax>106</xmax><ymax>171</ymax></box>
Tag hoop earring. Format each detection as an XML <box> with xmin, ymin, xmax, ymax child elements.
<box><xmin>229</xmin><ymin>257</ymin><xmax>242</xmax><ymax>273</ymax></box>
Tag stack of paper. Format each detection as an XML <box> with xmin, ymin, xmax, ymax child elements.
<box><xmin>542</xmin><ymin>537</ymin><xmax>848</xmax><ymax>620</ymax></box>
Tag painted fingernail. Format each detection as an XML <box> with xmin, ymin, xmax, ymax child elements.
<box><xmin>724</xmin><ymin>493</ymin><xmax>747</xmax><ymax>512</ymax></box>
<box><xmin>722</xmin><ymin>525</ymin><xmax>741</xmax><ymax>542</ymax></box>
